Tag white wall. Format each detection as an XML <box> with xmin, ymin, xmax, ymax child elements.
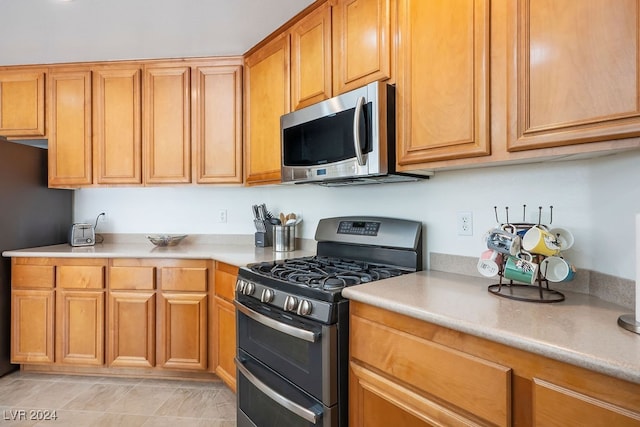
<box><xmin>74</xmin><ymin>150</ymin><xmax>640</xmax><ymax>281</ymax></box>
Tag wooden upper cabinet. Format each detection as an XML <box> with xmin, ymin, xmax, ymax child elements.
<box><xmin>192</xmin><ymin>62</ymin><xmax>243</xmax><ymax>184</ymax></box>
<box><xmin>508</xmin><ymin>0</ymin><xmax>640</xmax><ymax>151</ymax></box>
<box><xmin>0</xmin><ymin>70</ymin><xmax>46</xmax><ymax>137</ymax></box>
<box><xmin>396</xmin><ymin>0</ymin><xmax>490</xmax><ymax>165</ymax></box>
<box><xmin>48</xmin><ymin>68</ymin><xmax>92</xmax><ymax>187</ymax></box>
<box><xmin>332</xmin><ymin>0</ymin><xmax>392</xmax><ymax>94</ymax></box>
<box><xmin>245</xmin><ymin>33</ymin><xmax>290</xmax><ymax>185</ymax></box>
<box><xmin>290</xmin><ymin>2</ymin><xmax>333</xmax><ymax>110</ymax></box>
<box><xmin>93</xmin><ymin>66</ymin><xmax>142</xmax><ymax>185</ymax></box>
<box><xmin>143</xmin><ymin>65</ymin><xmax>191</xmax><ymax>184</ymax></box>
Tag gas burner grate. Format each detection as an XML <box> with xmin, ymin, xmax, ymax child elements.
<box><xmin>250</xmin><ymin>256</ymin><xmax>410</xmax><ymax>291</ymax></box>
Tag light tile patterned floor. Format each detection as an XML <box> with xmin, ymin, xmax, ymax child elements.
<box><xmin>0</xmin><ymin>371</ymin><xmax>236</xmax><ymax>426</ymax></box>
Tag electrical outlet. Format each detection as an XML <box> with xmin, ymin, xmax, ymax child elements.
<box><xmin>98</xmin><ymin>212</ymin><xmax>107</xmax><ymax>223</ymax></box>
<box><xmin>218</xmin><ymin>209</ymin><xmax>227</xmax><ymax>223</ymax></box>
<box><xmin>457</xmin><ymin>211</ymin><xmax>473</xmax><ymax>236</ymax></box>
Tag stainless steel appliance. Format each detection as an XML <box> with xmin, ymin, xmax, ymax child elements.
<box><xmin>235</xmin><ymin>216</ymin><xmax>423</xmax><ymax>426</ymax></box>
<box><xmin>280</xmin><ymin>82</ymin><xmax>429</xmax><ymax>186</ymax></box>
<box><xmin>0</xmin><ymin>137</ymin><xmax>72</xmax><ymax>376</ymax></box>
<box><xmin>69</xmin><ymin>223</ymin><xmax>96</xmax><ymax>247</ymax></box>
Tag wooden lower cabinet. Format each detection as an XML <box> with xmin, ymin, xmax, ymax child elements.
<box><xmin>56</xmin><ymin>289</ymin><xmax>105</xmax><ymax>365</ymax></box>
<box><xmin>158</xmin><ymin>292</ymin><xmax>208</xmax><ymax>371</ymax></box>
<box><xmin>10</xmin><ymin>258</ymin><xmax>108</xmax><ymax>366</ymax></box>
<box><xmin>212</xmin><ymin>262</ymin><xmax>238</xmax><ymax>391</ymax></box>
<box><xmin>10</xmin><ymin>257</ymin><xmax>237</xmax><ymax>384</ymax></box>
<box><xmin>350</xmin><ymin>302</ymin><xmax>640</xmax><ymax>427</ymax></box>
<box><xmin>108</xmin><ymin>291</ymin><xmax>156</xmax><ymax>368</ymax></box>
<box><xmin>11</xmin><ymin>289</ymin><xmax>54</xmax><ymax>364</ymax></box>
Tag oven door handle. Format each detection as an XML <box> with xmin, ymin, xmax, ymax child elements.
<box><xmin>236</xmin><ymin>358</ymin><xmax>321</xmax><ymax>424</ymax></box>
<box><xmin>234</xmin><ymin>301</ymin><xmax>319</xmax><ymax>343</ymax></box>
<box><xmin>353</xmin><ymin>95</ymin><xmax>366</xmax><ymax>166</ymax></box>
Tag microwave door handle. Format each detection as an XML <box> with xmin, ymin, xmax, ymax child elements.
<box><xmin>353</xmin><ymin>96</ymin><xmax>366</xmax><ymax>166</ymax></box>
<box><xmin>234</xmin><ymin>300</ymin><xmax>319</xmax><ymax>343</ymax></box>
<box><xmin>236</xmin><ymin>359</ymin><xmax>321</xmax><ymax>423</ymax></box>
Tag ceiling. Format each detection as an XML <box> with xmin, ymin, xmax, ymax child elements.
<box><xmin>0</xmin><ymin>0</ymin><xmax>315</xmax><ymax>66</ymax></box>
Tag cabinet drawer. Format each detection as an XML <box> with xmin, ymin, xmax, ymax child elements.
<box><xmin>160</xmin><ymin>266</ymin><xmax>208</xmax><ymax>292</ymax></box>
<box><xmin>533</xmin><ymin>378</ymin><xmax>640</xmax><ymax>426</ymax></box>
<box><xmin>351</xmin><ymin>314</ymin><xmax>511</xmax><ymax>427</ymax></box>
<box><xmin>110</xmin><ymin>266</ymin><xmax>156</xmax><ymax>290</ymax></box>
<box><xmin>57</xmin><ymin>265</ymin><xmax>105</xmax><ymax>289</ymax></box>
<box><xmin>214</xmin><ymin>262</ymin><xmax>238</xmax><ymax>301</ymax></box>
<box><xmin>12</xmin><ymin>265</ymin><xmax>55</xmax><ymax>289</ymax></box>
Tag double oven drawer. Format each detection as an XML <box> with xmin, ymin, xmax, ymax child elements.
<box><xmin>235</xmin><ymin>295</ymin><xmax>347</xmax><ymax>427</ymax></box>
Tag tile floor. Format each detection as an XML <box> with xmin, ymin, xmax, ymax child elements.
<box><xmin>0</xmin><ymin>371</ymin><xmax>236</xmax><ymax>426</ymax></box>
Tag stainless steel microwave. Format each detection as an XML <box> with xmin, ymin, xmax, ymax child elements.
<box><xmin>280</xmin><ymin>82</ymin><xmax>427</xmax><ymax>186</ymax></box>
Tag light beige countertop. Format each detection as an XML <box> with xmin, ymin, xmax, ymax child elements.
<box><xmin>1</xmin><ymin>234</ymin><xmax>316</xmax><ymax>267</ymax></box>
<box><xmin>342</xmin><ymin>270</ymin><xmax>640</xmax><ymax>385</ymax></box>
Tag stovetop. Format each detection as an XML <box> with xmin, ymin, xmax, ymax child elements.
<box><xmin>235</xmin><ymin>216</ymin><xmax>423</xmax><ymax>324</ymax></box>
<box><xmin>250</xmin><ymin>256</ymin><xmax>412</xmax><ymax>292</ymax></box>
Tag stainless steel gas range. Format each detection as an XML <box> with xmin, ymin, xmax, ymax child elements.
<box><xmin>234</xmin><ymin>216</ymin><xmax>423</xmax><ymax>427</ymax></box>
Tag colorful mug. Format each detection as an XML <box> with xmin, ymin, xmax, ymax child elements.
<box><xmin>504</xmin><ymin>252</ymin><xmax>539</xmax><ymax>285</ymax></box>
<box><xmin>486</xmin><ymin>225</ymin><xmax>521</xmax><ymax>256</ymax></box>
<box><xmin>522</xmin><ymin>226</ymin><xmax>561</xmax><ymax>256</ymax></box>
<box><xmin>477</xmin><ymin>250</ymin><xmax>504</xmax><ymax>278</ymax></box>
<box><xmin>540</xmin><ymin>256</ymin><xmax>576</xmax><ymax>282</ymax></box>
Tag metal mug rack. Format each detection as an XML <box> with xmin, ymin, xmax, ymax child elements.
<box><xmin>487</xmin><ymin>205</ymin><xmax>565</xmax><ymax>303</ymax></box>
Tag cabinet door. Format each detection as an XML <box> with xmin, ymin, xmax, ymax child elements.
<box><xmin>56</xmin><ymin>290</ymin><xmax>105</xmax><ymax>365</ymax></box>
<box><xmin>143</xmin><ymin>65</ymin><xmax>191</xmax><ymax>184</ymax></box>
<box><xmin>48</xmin><ymin>68</ymin><xmax>92</xmax><ymax>187</ymax></box>
<box><xmin>158</xmin><ymin>292</ymin><xmax>208</xmax><ymax>371</ymax></box>
<box><xmin>11</xmin><ymin>290</ymin><xmax>54</xmax><ymax>364</ymax></box>
<box><xmin>396</xmin><ymin>0</ymin><xmax>490</xmax><ymax>166</ymax></box>
<box><xmin>108</xmin><ymin>291</ymin><xmax>156</xmax><ymax>368</ymax></box>
<box><xmin>332</xmin><ymin>0</ymin><xmax>392</xmax><ymax>94</ymax></box>
<box><xmin>507</xmin><ymin>0</ymin><xmax>640</xmax><ymax>151</ymax></box>
<box><xmin>245</xmin><ymin>33</ymin><xmax>290</xmax><ymax>185</ymax></box>
<box><xmin>192</xmin><ymin>64</ymin><xmax>243</xmax><ymax>184</ymax></box>
<box><xmin>213</xmin><ymin>297</ymin><xmax>236</xmax><ymax>391</ymax></box>
<box><xmin>0</xmin><ymin>70</ymin><xmax>46</xmax><ymax>137</ymax></box>
<box><xmin>290</xmin><ymin>2</ymin><xmax>332</xmax><ymax>110</ymax></box>
<box><xmin>93</xmin><ymin>66</ymin><xmax>142</xmax><ymax>184</ymax></box>
<box><xmin>213</xmin><ymin>262</ymin><xmax>238</xmax><ymax>390</ymax></box>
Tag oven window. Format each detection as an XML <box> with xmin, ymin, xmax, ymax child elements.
<box><xmin>249</xmin><ymin>318</ymin><xmax>309</xmax><ymax>368</ymax></box>
<box><xmin>236</xmin><ymin>299</ymin><xmax>336</xmax><ymax>404</ymax></box>
<box><xmin>283</xmin><ymin>102</ymin><xmax>372</xmax><ymax>167</ymax></box>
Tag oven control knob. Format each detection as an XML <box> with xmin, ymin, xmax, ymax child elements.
<box><xmin>261</xmin><ymin>288</ymin><xmax>275</xmax><ymax>303</ymax></box>
<box><xmin>235</xmin><ymin>279</ymin><xmax>246</xmax><ymax>294</ymax></box>
<box><xmin>243</xmin><ymin>282</ymin><xmax>255</xmax><ymax>296</ymax></box>
<box><xmin>297</xmin><ymin>300</ymin><xmax>313</xmax><ymax>316</ymax></box>
<box><xmin>284</xmin><ymin>295</ymin><xmax>298</xmax><ymax>312</ymax></box>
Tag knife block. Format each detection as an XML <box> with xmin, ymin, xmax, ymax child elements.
<box><xmin>255</xmin><ymin>226</ymin><xmax>273</xmax><ymax>247</ymax></box>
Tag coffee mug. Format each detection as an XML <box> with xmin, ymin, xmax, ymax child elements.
<box><xmin>486</xmin><ymin>225</ymin><xmax>522</xmax><ymax>256</ymax></box>
<box><xmin>504</xmin><ymin>252</ymin><xmax>539</xmax><ymax>284</ymax></box>
<box><xmin>477</xmin><ymin>249</ymin><xmax>504</xmax><ymax>278</ymax></box>
<box><xmin>522</xmin><ymin>225</ymin><xmax>561</xmax><ymax>256</ymax></box>
<box><xmin>548</xmin><ymin>227</ymin><xmax>574</xmax><ymax>251</ymax></box>
<box><xmin>540</xmin><ymin>256</ymin><xmax>576</xmax><ymax>282</ymax></box>
<box><xmin>511</xmin><ymin>222</ymin><xmax>535</xmax><ymax>238</ymax></box>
